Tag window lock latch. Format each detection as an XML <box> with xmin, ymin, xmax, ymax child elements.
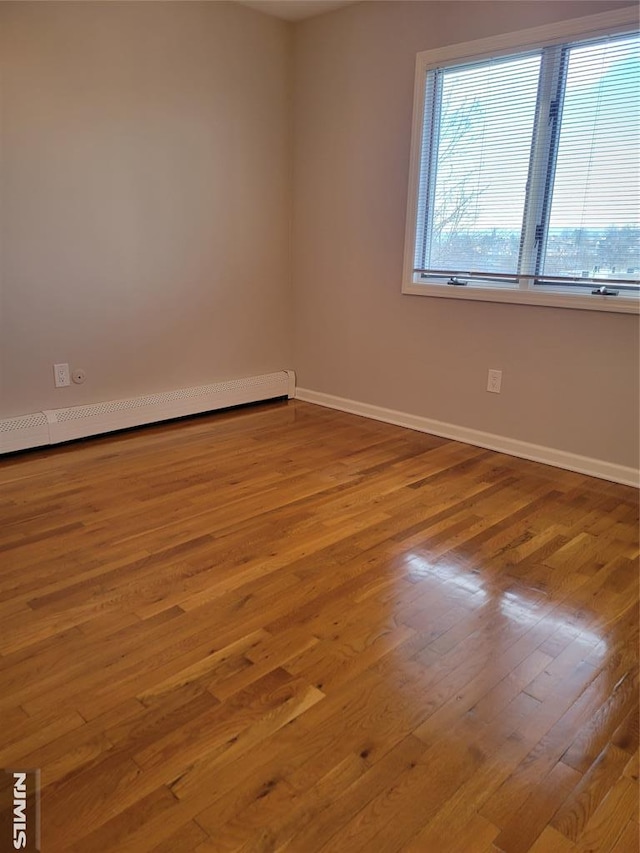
<box><xmin>447</xmin><ymin>276</ymin><xmax>468</xmax><ymax>286</ymax></box>
<box><xmin>591</xmin><ymin>285</ymin><xmax>619</xmax><ymax>296</ymax></box>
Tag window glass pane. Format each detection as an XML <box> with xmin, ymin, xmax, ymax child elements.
<box><xmin>541</xmin><ymin>34</ymin><xmax>640</xmax><ymax>285</ymax></box>
<box><xmin>418</xmin><ymin>54</ymin><xmax>541</xmax><ymax>275</ymax></box>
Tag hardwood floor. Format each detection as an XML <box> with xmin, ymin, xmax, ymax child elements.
<box><xmin>0</xmin><ymin>399</ymin><xmax>637</xmax><ymax>852</ymax></box>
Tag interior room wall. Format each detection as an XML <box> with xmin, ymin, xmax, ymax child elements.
<box><xmin>2</xmin><ymin>0</ymin><xmax>638</xmax><ymax>474</ymax></box>
<box><xmin>0</xmin><ymin>1</ymin><xmax>292</xmax><ymax>418</ymax></box>
<box><xmin>291</xmin><ymin>0</ymin><xmax>640</xmax><ymax>470</ymax></box>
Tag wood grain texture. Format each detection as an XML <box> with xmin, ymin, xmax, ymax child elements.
<box><xmin>0</xmin><ymin>399</ymin><xmax>637</xmax><ymax>852</ymax></box>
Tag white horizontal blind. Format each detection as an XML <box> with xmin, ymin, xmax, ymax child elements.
<box><xmin>538</xmin><ymin>34</ymin><xmax>640</xmax><ymax>288</ymax></box>
<box><xmin>414</xmin><ymin>30</ymin><xmax>640</xmax><ymax>292</ymax></box>
<box><xmin>416</xmin><ymin>53</ymin><xmax>541</xmax><ymax>278</ymax></box>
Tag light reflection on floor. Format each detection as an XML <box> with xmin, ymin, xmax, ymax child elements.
<box><xmin>402</xmin><ymin>551</ymin><xmax>603</xmax><ymax>648</ymax></box>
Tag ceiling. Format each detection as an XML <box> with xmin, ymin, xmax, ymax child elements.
<box><xmin>235</xmin><ymin>0</ymin><xmax>359</xmax><ymax>22</ymax></box>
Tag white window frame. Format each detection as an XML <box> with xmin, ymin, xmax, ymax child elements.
<box><xmin>402</xmin><ymin>8</ymin><xmax>640</xmax><ymax>314</ymax></box>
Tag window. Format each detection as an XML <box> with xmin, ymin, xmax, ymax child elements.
<box><xmin>403</xmin><ymin>9</ymin><xmax>640</xmax><ymax>312</ymax></box>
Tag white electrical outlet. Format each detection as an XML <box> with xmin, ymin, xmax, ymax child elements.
<box><xmin>53</xmin><ymin>363</ymin><xmax>70</xmax><ymax>388</ymax></box>
<box><xmin>487</xmin><ymin>369</ymin><xmax>502</xmax><ymax>394</ymax></box>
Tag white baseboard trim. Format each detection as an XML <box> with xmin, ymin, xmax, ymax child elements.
<box><xmin>1</xmin><ymin>370</ymin><xmax>295</xmax><ymax>455</ymax></box>
<box><xmin>296</xmin><ymin>387</ymin><xmax>639</xmax><ymax>488</ymax></box>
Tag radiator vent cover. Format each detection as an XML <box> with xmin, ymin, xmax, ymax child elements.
<box><xmin>0</xmin><ymin>412</ymin><xmax>51</xmax><ymax>453</ymax></box>
<box><xmin>0</xmin><ymin>413</ymin><xmax>49</xmax><ymax>432</ymax></box>
<box><xmin>1</xmin><ymin>370</ymin><xmax>294</xmax><ymax>454</ymax></box>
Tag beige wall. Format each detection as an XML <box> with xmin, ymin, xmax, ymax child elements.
<box><xmin>2</xmin><ymin>0</ymin><xmax>638</xmax><ymax>470</ymax></box>
<box><xmin>292</xmin><ymin>0</ymin><xmax>640</xmax><ymax>469</ymax></box>
<box><xmin>0</xmin><ymin>1</ymin><xmax>292</xmax><ymax>417</ymax></box>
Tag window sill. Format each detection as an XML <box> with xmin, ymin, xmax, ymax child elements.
<box><xmin>402</xmin><ymin>281</ymin><xmax>640</xmax><ymax>314</ymax></box>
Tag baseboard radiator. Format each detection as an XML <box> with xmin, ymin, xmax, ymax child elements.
<box><xmin>0</xmin><ymin>370</ymin><xmax>295</xmax><ymax>454</ymax></box>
